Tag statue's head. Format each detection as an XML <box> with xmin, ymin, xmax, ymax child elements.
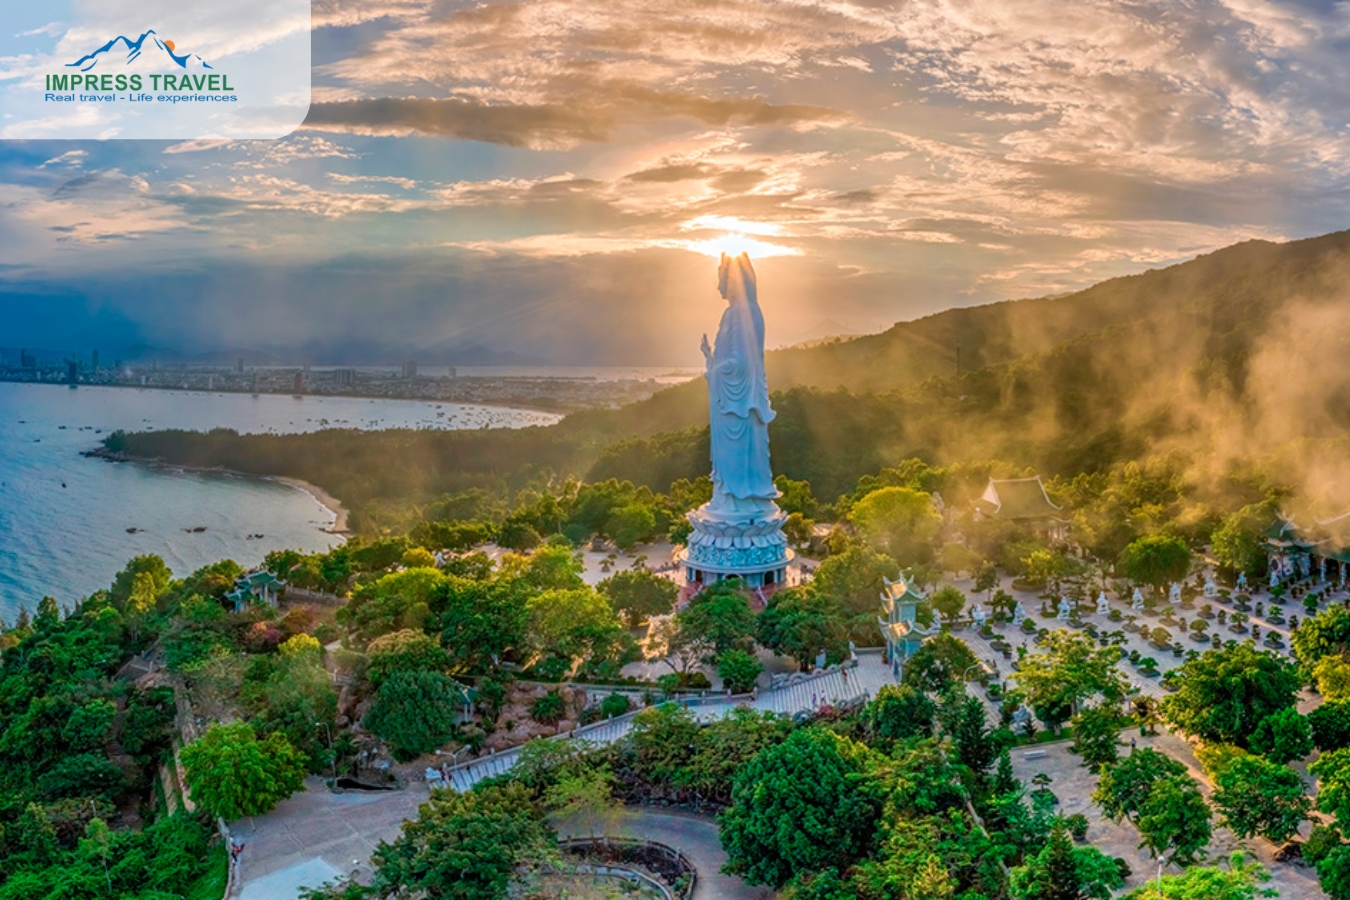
<box><xmin>717</xmin><ymin>252</ymin><xmax>757</xmax><ymax>305</ymax></box>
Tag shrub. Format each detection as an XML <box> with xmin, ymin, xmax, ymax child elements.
<box><xmin>1066</xmin><ymin>813</ymin><xmax>1090</xmax><ymax>841</ymax></box>
<box><xmin>600</xmin><ymin>693</ymin><xmax>632</xmax><ymax>718</ymax></box>
<box><xmin>530</xmin><ymin>691</ymin><xmax>567</xmax><ymax>725</ymax></box>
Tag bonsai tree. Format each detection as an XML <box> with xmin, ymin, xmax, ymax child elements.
<box><xmin>1190</xmin><ymin>620</ymin><xmax>1209</xmax><ymax>640</ymax></box>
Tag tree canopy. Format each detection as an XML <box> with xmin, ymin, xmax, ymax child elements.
<box><xmin>1160</xmin><ymin>643</ymin><xmax>1300</xmax><ymax>746</ymax></box>
<box><xmin>179</xmin><ymin>722</ymin><xmax>308</xmax><ymax>820</ymax></box>
<box><xmin>719</xmin><ymin>728</ymin><xmax>884</xmax><ymax>888</ymax></box>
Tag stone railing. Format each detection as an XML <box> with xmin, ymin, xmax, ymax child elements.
<box><xmin>557</xmin><ymin>837</ymin><xmax>697</xmax><ymax>900</ymax></box>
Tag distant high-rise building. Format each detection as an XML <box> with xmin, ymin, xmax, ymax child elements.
<box><xmin>66</xmin><ymin>361</ymin><xmax>78</xmax><ymax>385</ymax></box>
<box><xmin>403</xmin><ymin>360</ymin><xmax>419</xmax><ymax>379</ymax></box>
<box><xmin>447</xmin><ymin>366</ymin><xmax>457</xmax><ymax>379</ymax></box>
<box><xmin>293</xmin><ymin>371</ymin><xmax>304</xmax><ymax>393</ymax></box>
<box><xmin>20</xmin><ymin>349</ymin><xmax>35</xmax><ymax>369</ymax></box>
<box><xmin>91</xmin><ymin>349</ymin><xmax>99</xmax><ymax>371</ymax></box>
<box><xmin>334</xmin><ymin>368</ymin><xmax>356</xmax><ymax>387</ymax></box>
<box><xmin>236</xmin><ymin>357</ymin><xmax>245</xmax><ymax>373</ymax></box>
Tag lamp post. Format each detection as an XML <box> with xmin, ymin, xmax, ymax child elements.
<box><xmin>315</xmin><ymin>721</ymin><xmax>336</xmax><ymax>783</ymax></box>
<box><xmin>1155</xmin><ymin>852</ymin><xmax>1171</xmax><ymax>900</ymax></box>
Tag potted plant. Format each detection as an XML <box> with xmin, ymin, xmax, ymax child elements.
<box><xmin>1066</xmin><ymin>813</ymin><xmax>1090</xmax><ymax>843</ymax></box>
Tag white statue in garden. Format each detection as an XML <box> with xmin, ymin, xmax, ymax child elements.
<box><xmin>1131</xmin><ymin>588</ymin><xmax>1145</xmax><ymax>610</ymax></box>
<box><xmin>1097</xmin><ymin>592</ymin><xmax>1110</xmax><ymax>615</ymax></box>
<box><xmin>1169</xmin><ymin>582</ymin><xmax>1182</xmax><ymax>605</ymax></box>
<box><xmin>1203</xmin><ymin>576</ymin><xmax>1217</xmax><ymax>599</ymax></box>
<box><xmin>1013</xmin><ymin>601</ymin><xmax>1027</xmax><ymax>625</ymax></box>
<box><xmin>700</xmin><ymin>252</ymin><xmax>778</xmax><ymax>518</ymax></box>
<box><xmin>1057</xmin><ymin>596</ymin><xmax>1073</xmax><ymax>620</ymax></box>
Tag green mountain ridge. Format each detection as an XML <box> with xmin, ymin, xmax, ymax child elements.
<box><xmin>111</xmin><ymin>227</ymin><xmax>1350</xmax><ymax>527</ymax></box>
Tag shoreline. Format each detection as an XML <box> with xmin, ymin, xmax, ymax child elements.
<box><xmin>85</xmin><ymin>447</ymin><xmax>351</xmax><ymax>538</ymax></box>
<box><xmin>270</xmin><ymin>476</ymin><xmax>350</xmax><ymax>536</ymax></box>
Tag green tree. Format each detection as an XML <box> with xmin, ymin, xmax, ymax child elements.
<box><xmin>364</xmin><ymin>670</ymin><xmax>468</xmax><ymax>762</ymax></box>
<box><xmin>1318</xmin><ymin>846</ymin><xmax>1350</xmax><ymax>900</ymax></box>
<box><xmin>717</xmin><ymin>649</ymin><xmax>764</xmax><ymax>693</ymax></box>
<box><xmin>526</xmin><ymin>586</ymin><xmax>627</xmax><ymax>677</ymax></box>
<box><xmin>368</xmin><ymin>782</ymin><xmax>553</xmax><ymax>900</ymax></box>
<box><xmin>1093</xmin><ymin>748</ymin><xmax>1188</xmax><ymax>823</ymax></box>
<box><xmin>606</xmin><ymin>503</ymin><xmax>657</xmax><ymax>550</ymax></box>
<box><xmin>544</xmin><ymin>767</ymin><xmax>625</xmax><ymax>840</ymax></box>
<box><xmin>719</xmin><ymin>728</ymin><xmax>883</xmax><ymax>888</ymax></box>
<box><xmin>757</xmin><ymin>587</ymin><xmax>846</xmax><ymax>669</ymax></box>
<box><xmin>1210</xmin><ymin>503</ymin><xmax>1275</xmax><ymax>578</ymax></box>
<box><xmin>1160</xmin><ymin>643</ymin><xmax>1301</xmax><ymax>746</ymax></box>
<box><xmin>439</xmin><ymin>574</ymin><xmax>530</xmax><ymax>671</ymax></box>
<box><xmin>1118</xmin><ymin>851</ymin><xmax>1272</xmax><ymax>900</ymax></box>
<box><xmin>974</xmin><ymin>561</ymin><xmax>999</xmax><ymax>598</ymax></box>
<box><xmin>849</xmin><ymin>486</ymin><xmax>941</xmax><ymax>565</ymax></box>
<box><xmin>1071</xmin><ymin>704</ymin><xmax>1121</xmax><ymax>772</ymax></box>
<box><xmin>774</xmin><ymin>475</ymin><xmax>819</xmax><ymax>518</ymax></box>
<box><xmin>1292</xmin><ymin>605</ymin><xmax>1350</xmax><ymax>671</ymax></box>
<box><xmin>179</xmin><ymin>722</ymin><xmax>307</xmax><ymax>820</ymax></box>
<box><xmin>598</xmin><ymin>567</ymin><xmax>678</xmax><ymax>629</ymax></box>
<box><xmin>1211</xmin><ymin>755</ymin><xmax>1311</xmax><ymax>844</ymax></box>
<box><xmin>811</xmin><ymin>544</ymin><xmax>900</xmax><ymax>615</ymax></box>
<box><xmin>1010</xmin><ymin>818</ymin><xmax>1124</xmax><ymax>900</ymax></box>
<box><xmin>939</xmin><ymin>689</ymin><xmax>1008</xmax><ymax>774</ymax></box>
<box><xmin>1118</xmin><ymin>535</ymin><xmax>1191</xmax><ymax>592</ymax></box>
<box><xmin>676</xmin><ymin>582</ymin><xmax>756</xmax><ymax>659</ymax></box>
<box><xmin>930</xmin><ymin>585</ymin><xmax>967</xmax><ymax>622</ymax></box>
<box><xmin>1023</xmin><ymin>549</ymin><xmax>1073</xmax><ymax>592</ymax></box>
<box><xmin>522</xmin><ymin>541</ymin><xmax>586</xmax><ymax>591</ymax></box>
<box><xmin>864</xmin><ymin>684</ymin><xmax>937</xmax><ymax>745</ymax></box>
<box><xmin>1311</xmin><ymin>702</ymin><xmax>1350</xmax><ymax>752</ymax></box>
<box><xmin>1311</xmin><ymin>747</ymin><xmax>1350</xmax><ymax>832</ymax></box>
<box><xmin>366</xmin><ymin>628</ymin><xmax>450</xmax><ymax>686</ymax></box>
<box><xmin>1315</xmin><ymin>656</ymin><xmax>1350</xmax><ymax>703</ymax></box>
<box><xmin>61</xmin><ymin>699</ymin><xmax>117</xmax><ymax>753</ymax></box>
<box><xmin>1135</xmin><ymin>776</ymin><xmax>1212</xmax><ymax>865</ymax></box>
<box><xmin>340</xmin><ymin>567</ymin><xmax>446</xmax><ymax>643</ymax></box>
<box><xmin>1248</xmin><ymin>708</ymin><xmax>1313</xmax><ymax>764</ymax></box>
<box><xmin>1014</xmin><ymin>630</ymin><xmax>1125</xmax><ymax>721</ymax></box>
<box><xmin>902</xmin><ymin>633</ymin><xmax>981</xmax><ymax>694</ymax></box>
<box><xmin>110</xmin><ymin>554</ymin><xmax>171</xmax><ymax>610</ymax></box>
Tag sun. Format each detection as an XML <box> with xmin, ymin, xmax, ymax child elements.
<box><xmin>671</xmin><ymin>216</ymin><xmax>800</xmax><ymax>259</ymax></box>
<box><xmin>163</xmin><ymin>40</ymin><xmax>176</xmax><ymax>52</ymax></box>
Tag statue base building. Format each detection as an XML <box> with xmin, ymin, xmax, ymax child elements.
<box><xmin>678</xmin><ymin>502</ymin><xmax>794</xmax><ymax>599</ymax></box>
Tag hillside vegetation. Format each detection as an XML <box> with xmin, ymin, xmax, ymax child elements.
<box><xmin>110</xmin><ymin>228</ymin><xmax>1350</xmax><ymax>529</ymax></box>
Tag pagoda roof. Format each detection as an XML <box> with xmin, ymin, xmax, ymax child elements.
<box><xmin>1263</xmin><ymin>515</ymin><xmax>1315</xmax><ymax>550</ymax></box>
<box><xmin>881</xmin><ymin>574</ymin><xmax>926</xmax><ymax>604</ymax></box>
<box><xmin>975</xmin><ymin>476</ymin><xmax>1064</xmax><ymax>521</ymax></box>
<box><xmin>240</xmin><ymin>571</ymin><xmax>285</xmax><ymax>588</ymax></box>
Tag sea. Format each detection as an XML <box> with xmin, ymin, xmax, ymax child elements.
<box><xmin>0</xmin><ymin>381</ymin><xmax>567</xmax><ymax>621</ymax></box>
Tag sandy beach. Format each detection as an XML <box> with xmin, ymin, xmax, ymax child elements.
<box><xmin>272</xmin><ymin>477</ymin><xmax>350</xmax><ymax>535</ymax></box>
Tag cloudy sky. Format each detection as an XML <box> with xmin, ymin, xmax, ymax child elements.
<box><xmin>2</xmin><ymin>0</ymin><xmax>1350</xmax><ymax>364</ymax></box>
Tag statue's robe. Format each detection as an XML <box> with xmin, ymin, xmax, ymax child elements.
<box><xmin>706</xmin><ymin>253</ymin><xmax>778</xmax><ymax>509</ymax></box>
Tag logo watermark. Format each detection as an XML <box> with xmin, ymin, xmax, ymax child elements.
<box><xmin>0</xmin><ymin>1</ymin><xmax>311</xmax><ymax>140</ymax></box>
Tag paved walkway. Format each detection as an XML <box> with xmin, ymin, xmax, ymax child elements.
<box><xmin>237</xmin><ymin>657</ymin><xmax>898</xmax><ymax>898</ymax></box>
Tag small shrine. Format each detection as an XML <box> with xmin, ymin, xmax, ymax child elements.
<box><xmin>225</xmin><ymin>570</ymin><xmax>285</xmax><ymax>612</ymax></box>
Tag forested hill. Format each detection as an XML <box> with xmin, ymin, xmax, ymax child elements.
<box><xmin>765</xmin><ymin>228</ymin><xmax>1350</xmax><ymax>394</ymax></box>
<box><xmin>112</xmin><ymin>227</ymin><xmax>1350</xmax><ymax>528</ymax></box>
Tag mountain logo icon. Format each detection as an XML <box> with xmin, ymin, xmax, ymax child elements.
<box><xmin>67</xmin><ymin>30</ymin><xmax>212</xmax><ymax>73</ymax></box>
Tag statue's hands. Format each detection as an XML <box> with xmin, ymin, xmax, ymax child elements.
<box><xmin>700</xmin><ymin>334</ymin><xmax>711</xmax><ymax>360</ymax></box>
